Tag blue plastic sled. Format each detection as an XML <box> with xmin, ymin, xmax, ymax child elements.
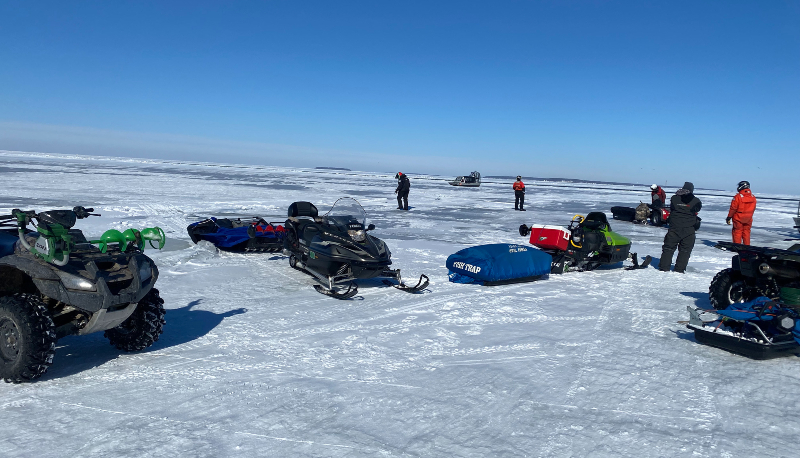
<box><xmin>187</xmin><ymin>217</ymin><xmax>285</xmax><ymax>252</ymax></box>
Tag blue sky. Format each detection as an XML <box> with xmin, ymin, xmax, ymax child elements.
<box><xmin>1</xmin><ymin>1</ymin><xmax>798</xmax><ymax>193</ymax></box>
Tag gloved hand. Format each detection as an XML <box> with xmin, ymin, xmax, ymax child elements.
<box><xmin>395</xmin><ymin>190</ymin><xmax>398</xmax><ymax>194</ymax></box>
<box><xmin>726</xmin><ymin>217</ymin><xmax>732</xmax><ymax>225</ymax></box>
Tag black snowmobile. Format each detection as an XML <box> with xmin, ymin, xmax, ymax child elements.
<box><xmin>709</xmin><ymin>241</ymin><xmax>800</xmax><ymax>310</ymax></box>
<box><xmin>283</xmin><ymin>198</ymin><xmax>428</xmax><ymax>299</ymax></box>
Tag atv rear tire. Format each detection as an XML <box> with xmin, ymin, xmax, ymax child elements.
<box><xmin>0</xmin><ymin>294</ymin><xmax>56</xmax><ymax>383</ymax></box>
<box><xmin>709</xmin><ymin>268</ymin><xmax>751</xmax><ymax>310</ymax></box>
<box><xmin>105</xmin><ymin>288</ymin><xmax>166</xmax><ymax>352</ymax></box>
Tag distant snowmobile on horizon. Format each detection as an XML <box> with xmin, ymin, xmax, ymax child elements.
<box><xmin>282</xmin><ymin>198</ymin><xmax>428</xmax><ymax>299</ymax></box>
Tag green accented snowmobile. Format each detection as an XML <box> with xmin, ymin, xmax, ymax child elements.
<box><xmin>283</xmin><ymin>198</ymin><xmax>428</xmax><ymax>299</ymax></box>
<box><xmin>0</xmin><ymin>206</ymin><xmax>166</xmax><ymax>382</ymax></box>
<box><xmin>519</xmin><ymin>212</ymin><xmax>649</xmax><ymax>273</ymax></box>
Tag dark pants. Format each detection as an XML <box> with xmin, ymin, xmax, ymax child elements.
<box><xmin>659</xmin><ymin>227</ymin><xmax>696</xmax><ymax>273</ymax></box>
<box><xmin>515</xmin><ymin>191</ymin><xmax>525</xmax><ymax>210</ymax></box>
<box><xmin>397</xmin><ymin>192</ymin><xmax>409</xmax><ymax>210</ymax></box>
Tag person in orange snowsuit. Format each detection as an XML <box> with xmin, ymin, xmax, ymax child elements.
<box><xmin>513</xmin><ymin>176</ymin><xmax>526</xmax><ymax>211</ymax></box>
<box><xmin>726</xmin><ymin>181</ymin><xmax>757</xmax><ymax>245</ymax></box>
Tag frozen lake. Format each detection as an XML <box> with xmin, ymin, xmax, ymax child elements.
<box><xmin>1</xmin><ymin>151</ymin><xmax>799</xmax><ymax>457</ymax></box>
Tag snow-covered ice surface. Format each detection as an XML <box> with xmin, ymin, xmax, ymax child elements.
<box><xmin>1</xmin><ymin>151</ymin><xmax>800</xmax><ymax>457</ymax></box>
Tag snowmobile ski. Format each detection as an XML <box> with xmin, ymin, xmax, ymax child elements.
<box><xmin>625</xmin><ymin>253</ymin><xmax>652</xmax><ymax>270</ymax></box>
<box><xmin>313</xmin><ymin>282</ymin><xmax>359</xmax><ymax>300</ymax></box>
<box><xmin>382</xmin><ymin>274</ymin><xmax>429</xmax><ymax>293</ymax></box>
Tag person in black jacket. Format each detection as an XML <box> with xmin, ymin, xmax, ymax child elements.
<box><xmin>395</xmin><ymin>172</ymin><xmax>410</xmax><ymax>210</ymax></box>
<box><xmin>659</xmin><ymin>182</ymin><xmax>702</xmax><ymax>273</ymax></box>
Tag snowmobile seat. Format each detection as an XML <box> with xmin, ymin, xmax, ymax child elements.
<box><xmin>581</xmin><ymin>212</ymin><xmax>611</xmax><ymax>232</ymax></box>
<box><xmin>287</xmin><ymin>202</ymin><xmax>319</xmax><ymax>221</ymax></box>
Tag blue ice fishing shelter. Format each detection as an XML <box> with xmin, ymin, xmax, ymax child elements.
<box><xmin>446</xmin><ymin>243</ymin><xmax>552</xmax><ymax>285</ymax></box>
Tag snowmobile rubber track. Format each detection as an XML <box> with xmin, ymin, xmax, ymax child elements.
<box><xmin>313</xmin><ymin>282</ymin><xmax>359</xmax><ymax>300</ymax></box>
<box><xmin>244</xmin><ymin>246</ymin><xmax>284</xmax><ymax>253</ymax></box>
<box><xmin>382</xmin><ymin>274</ymin><xmax>429</xmax><ymax>293</ymax></box>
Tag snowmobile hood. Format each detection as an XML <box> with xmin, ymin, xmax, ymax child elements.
<box><xmin>311</xmin><ymin>230</ymin><xmax>389</xmax><ymax>262</ymax></box>
<box><xmin>603</xmin><ymin>229</ymin><xmax>631</xmax><ymax>247</ymax></box>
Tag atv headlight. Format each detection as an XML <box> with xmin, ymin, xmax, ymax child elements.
<box><xmin>56</xmin><ymin>271</ymin><xmax>97</xmax><ymax>291</ymax></box>
<box><xmin>348</xmin><ymin>230</ymin><xmax>366</xmax><ymax>242</ymax></box>
<box><xmin>572</xmin><ymin>233</ymin><xmax>582</xmax><ymax>242</ymax></box>
<box><xmin>138</xmin><ymin>262</ymin><xmax>152</xmax><ymax>282</ymax></box>
<box><xmin>778</xmin><ymin>316</ymin><xmax>796</xmax><ymax>332</ymax></box>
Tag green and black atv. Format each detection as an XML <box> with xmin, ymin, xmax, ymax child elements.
<box><xmin>0</xmin><ymin>206</ymin><xmax>166</xmax><ymax>383</ymax></box>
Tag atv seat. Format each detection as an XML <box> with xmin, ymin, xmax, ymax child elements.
<box><xmin>581</xmin><ymin>212</ymin><xmax>611</xmax><ymax>231</ymax></box>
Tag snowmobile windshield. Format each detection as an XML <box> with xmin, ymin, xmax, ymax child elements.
<box><xmin>324</xmin><ymin>197</ymin><xmax>368</xmax><ymax>232</ymax></box>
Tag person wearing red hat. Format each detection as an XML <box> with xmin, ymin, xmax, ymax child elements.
<box><xmin>395</xmin><ymin>172</ymin><xmax>410</xmax><ymax>210</ymax></box>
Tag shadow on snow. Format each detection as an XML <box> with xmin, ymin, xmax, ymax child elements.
<box><xmin>41</xmin><ymin>300</ymin><xmax>247</xmax><ymax>381</ymax></box>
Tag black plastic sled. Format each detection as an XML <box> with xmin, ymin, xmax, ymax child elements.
<box><xmin>685</xmin><ymin>305</ymin><xmax>800</xmax><ymax>359</ymax></box>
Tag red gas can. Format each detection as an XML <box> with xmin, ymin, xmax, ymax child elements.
<box><xmin>528</xmin><ymin>225</ymin><xmax>570</xmax><ymax>251</ymax></box>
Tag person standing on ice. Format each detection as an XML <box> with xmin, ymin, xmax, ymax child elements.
<box><xmin>726</xmin><ymin>181</ymin><xmax>757</xmax><ymax>245</ymax></box>
<box><xmin>650</xmin><ymin>184</ymin><xmax>666</xmax><ymax>209</ymax></box>
<box><xmin>659</xmin><ymin>182</ymin><xmax>702</xmax><ymax>273</ymax></box>
<box><xmin>513</xmin><ymin>176</ymin><xmax>526</xmax><ymax>211</ymax></box>
<box><xmin>395</xmin><ymin>172</ymin><xmax>410</xmax><ymax>210</ymax></box>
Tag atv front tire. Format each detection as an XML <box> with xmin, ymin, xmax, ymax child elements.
<box><xmin>0</xmin><ymin>294</ymin><xmax>56</xmax><ymax>383</ymax></box>
<box><xmin>709</xmin><ymin>268</ymin><xmax>751</xmax><ymax>310</ymax></box>
<box><xmin>105</xmin><ymin>288</ymin><xmax>166</xmax><ymax>352</ymax></box>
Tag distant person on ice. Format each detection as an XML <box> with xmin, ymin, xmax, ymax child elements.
<box><xmin>513</xmin><ymin>176</ymin><xmax>526</xmax><ymax>211</ymax></box>
<box><xmin>650</xmin><ymin>184</ymin><xmax>666</xmax><ymax>209</ymax></box>
<box><xmin>727</xmin><ymin>181</ymin><xmax>757</xmax><ymax>245</ymax></box>
<box><xmin>659</xmin><ymin>182</ymin><xmax>702</xmax><ymax>273</ymax></box>
<box><xmin>395</xmin><ymin>172</ymin><xmax>410</xmax><ymax>210</ymax></box>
